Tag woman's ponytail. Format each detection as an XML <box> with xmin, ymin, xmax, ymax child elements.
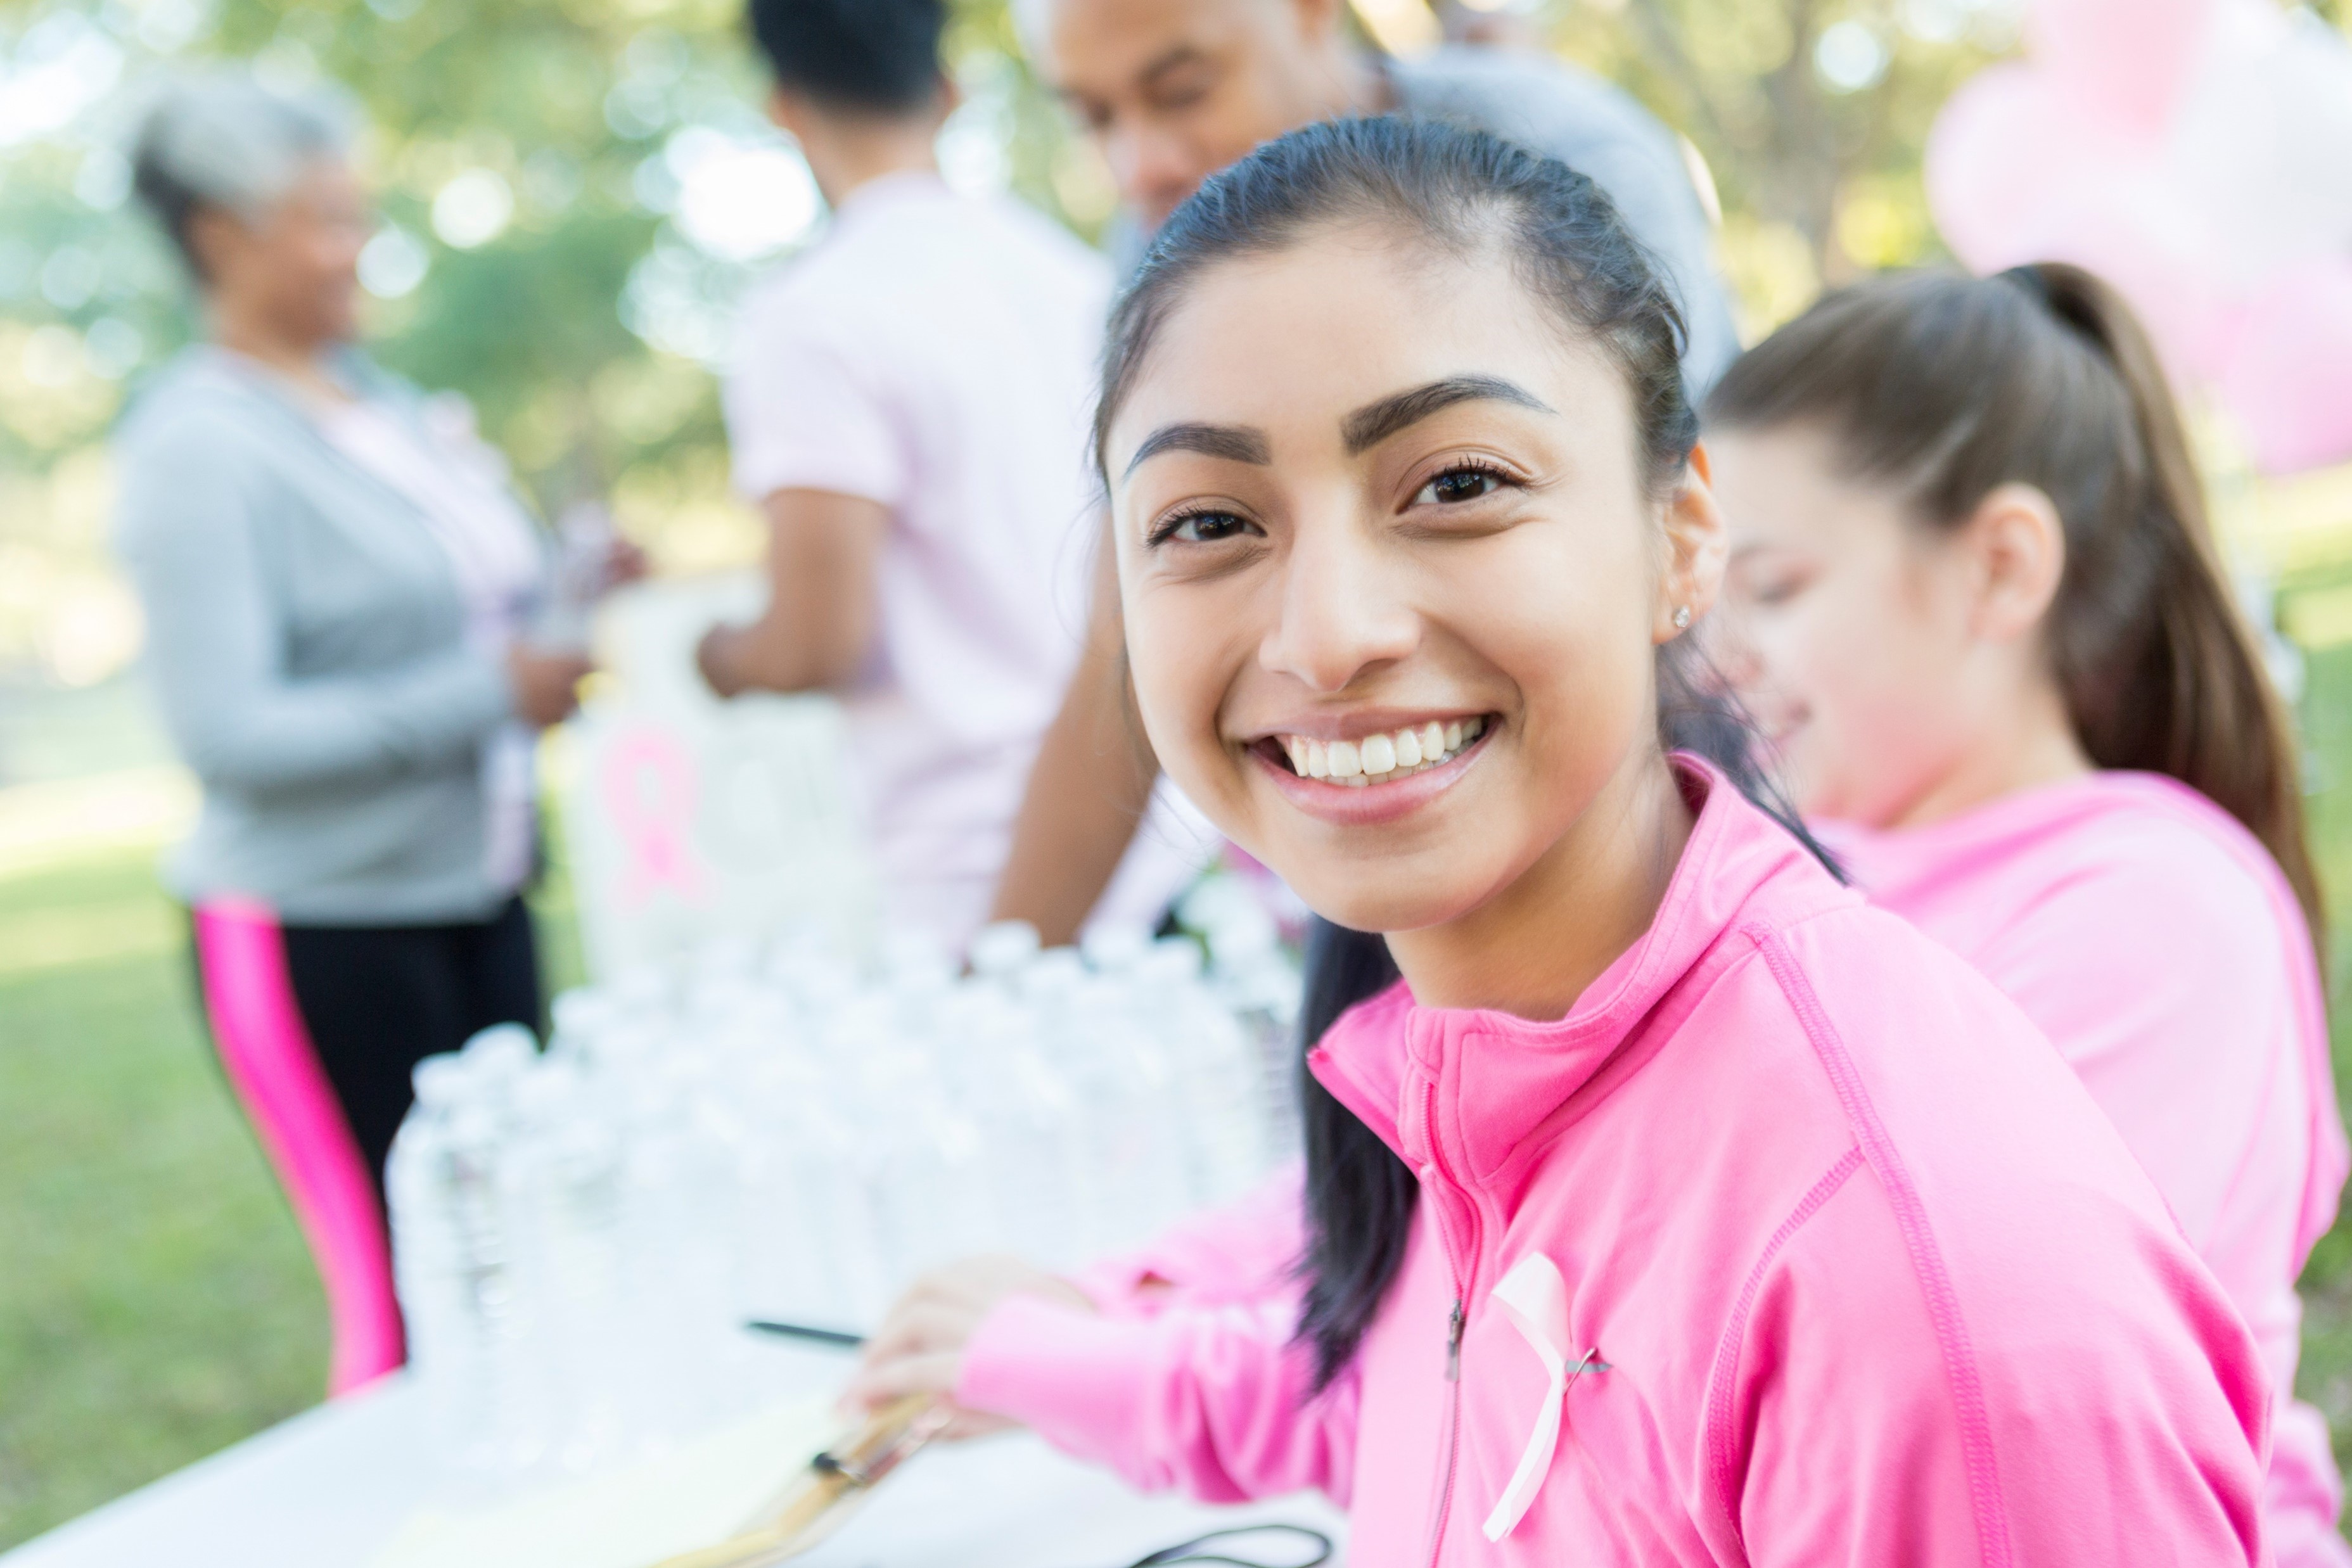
<box><xmin>2026</xmin><ymin>265</ymin><xmax>2322</xmax><ymax>943</ymax></box>
<box><xmin>1708</xmin><ymin>262</ymin><xmax>2323</xmax><ymax>945</ymax></box>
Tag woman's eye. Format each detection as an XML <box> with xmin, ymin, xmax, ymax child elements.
<box><xmin>1414</xmin><ymin>468</ymin><xmax>1504</xmax><ymax>506</ymax></box>
<box><xmin>1160</xmin><ymin>509</ymin><xmax>1253</xmax><ymax>544</ymax></box>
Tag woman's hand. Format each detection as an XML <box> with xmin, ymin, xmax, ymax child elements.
<box><xmin>695</xmin><ymin>622</ymin><xmax>748</xmax><ymax>699</ymax></box>
<box><xmin>508</xmin><ymin>645</ymin><xmax>593</xmax><ymax>728</ymax></box>
<box><xmin>598</xmin><ymin>537</ymin><xmax>650</xmax><ymax>594</ymax></box>
<box><xmin>840</xmin><ymin>1255</ymin><xmax>1094</xmax><ymax>1439</ymax></box>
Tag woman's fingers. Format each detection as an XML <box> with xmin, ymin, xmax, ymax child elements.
<box><xmin>833</xmin><ymin>1351</ymin><xmax>1016</xmax><ymax>1443</ymax></box>
<box><xmin>843</xmin><ymin>1347</ymin><xmax>961</xmax><ymax>1406</ymax></box>
<box><xmin>858</xmin><ymin>1299</ymin><xmax>978</xmax><ymax>1370</ymax></box>
<box><xmin>841</xmin><ymin>1255</ymin><xmax>1099</xmax><ymax>1443</ymax></box>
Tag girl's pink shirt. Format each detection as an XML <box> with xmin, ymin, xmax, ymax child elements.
<box><xmin>1817</xmin><ymin>773</ymin><xmax>2351</xmax><ymax>1567</ymax></box>
<box><xmin>962</xmin><ymin>763</ymin><xmax>2273</xmax><ymax>1563</ymax></box>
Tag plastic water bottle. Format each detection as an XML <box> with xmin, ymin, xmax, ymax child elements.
<box><xmin>389</xmin><ymin>907</ymin><xmax>1303</xmax><ymax>1477</ymax></box>
<box><xmin>502</xmin><ymin>1061</ymin><xmax>627</xmax><ymax>1476</ymax></box>
<box><xmin>1142</xmin><ymin>938</ymin><xmax>1273</xmax><ymax>1204</ymax></box>
<box><xmin>968</xmin><ymin>919</ymin><xmax>1042</xmax><ymax>985</ymax></box>
<box><xmin>388</xmin><ymin>1053</ymin><xmax>541</xmax><ymax>1485</ymax></box>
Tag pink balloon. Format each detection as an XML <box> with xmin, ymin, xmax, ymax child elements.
<box><xmin>2027</xmin><ymin>0</ymin><xmax>2217</xmax><ymax>143</ymax></box>
<box><xmin>1926</xmin><ymin>65</ymin><xmax>2235</xmax><ymax>379</ymax></box>
<box><xmin>1923</xmin><ymin>65</ymin><xmax>2099</xmax><ymax>272</ymax></box>
<box><xmin>2219</xmin><ymin>257</ymin><xmax>2352</xmax><ymax>475</ymax></box>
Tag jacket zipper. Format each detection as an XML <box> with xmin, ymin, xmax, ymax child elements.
<box><xmin>1421</xmin><ymin>1079</ymin><xmax>1478</xmax><ymax>1567</ymax></box>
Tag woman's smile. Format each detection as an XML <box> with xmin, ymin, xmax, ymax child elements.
<box><xmin>1241</xmin><ymin>711</ymin><xmax>1499</xmax><ymax>825</ymax></box>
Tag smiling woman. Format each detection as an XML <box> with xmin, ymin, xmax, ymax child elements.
<box><xmin>844</xmin><ymin>117</ymin><xmax>2285</xmax><ymax>1566</ymax></box>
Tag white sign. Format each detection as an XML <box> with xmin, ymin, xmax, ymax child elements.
<box><xmin>559</xmin><ymin>573</ymin><xmax>877</xmax><ymax>979</ymax></box>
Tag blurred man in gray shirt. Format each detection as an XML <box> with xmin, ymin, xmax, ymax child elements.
<box><xmin>992</xmin><ymin>0</ymin><xmax>1739</xmax><ymax>942</ymax></box>
<box><xmin>1037</xmin><ymin>0</ymin><xmax>1734</xmax><ymax>380</ymax></box>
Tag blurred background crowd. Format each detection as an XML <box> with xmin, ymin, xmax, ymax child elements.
<box><xmin>3</xmin><ymin>0</ymin><xmax>2351</xmax><ymax>1549</ymax></box>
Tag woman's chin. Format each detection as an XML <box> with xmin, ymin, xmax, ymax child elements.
<box><xmin>1279</xmin><ymin>865</ymin><xmax>1496</xmax><ymax>940</ymax></box>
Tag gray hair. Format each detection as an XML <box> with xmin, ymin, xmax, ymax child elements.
<box><xmin>131</xmin><ymin>68</ymin><xmax>354</xmax><ymax>279</ymax></box>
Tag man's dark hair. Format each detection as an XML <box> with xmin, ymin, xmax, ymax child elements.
<box><xmin>746</xmin><ymin>0</ymin><xmax>947</xmax><ymax>115</ymax></box>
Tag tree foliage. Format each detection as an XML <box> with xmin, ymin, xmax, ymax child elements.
<box><xmin>3</xmin><ymin>0</ymin><xmax>2344</xmax><ymax>687</ymax></box>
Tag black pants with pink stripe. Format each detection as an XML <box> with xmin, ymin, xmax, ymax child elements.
<box><xmin>276</xmin><ymin>898</ymin><xmax>541</xmax><ymax>1195</ymax></box>
<box><xmin>189</xmin><ymin>896</ymin><xmax>541</xmax><ymax>1394</ymax></box>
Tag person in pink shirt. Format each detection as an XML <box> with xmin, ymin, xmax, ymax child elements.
<box><xmin>843</xmin><ymin>118</ymin><xmax>2272</xmax><ymax>1561</ymax></box>
<box><xmin>1699</xmin><ymin>265</ymin><xmax>2350</xmax><ymax>1565</ymax></box>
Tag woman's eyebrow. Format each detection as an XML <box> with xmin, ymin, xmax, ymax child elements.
<box><xmin>1123</xmin><ymin>421</ymin><xmax>1272</xmax><ymax>478</ymax></box>
<box><xmin>1341</xmin><ymin>375</ymin><xmax>1554</xmax><ymax>455</ymax></box>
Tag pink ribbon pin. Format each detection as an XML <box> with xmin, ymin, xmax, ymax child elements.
<box><xmin>1483</xmin><ymin>1251</ymin><xmax>1607</xmax><ymax>1541</ymax></box>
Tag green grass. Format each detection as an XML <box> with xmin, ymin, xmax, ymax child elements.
<box><xmin>0</xmin><ymin>847</ymin><xmax>323</xmax><ymax>1546</ymax></box>
<box><xmin>2286</xmin><ymin>641</ymin><xmax>2352</xmax><ymax>1441</ymax></box>
<box><xmin>0</xmin><ymin>834</ymin><xmax>585</xmax><ymax>1550</ymax></box>
<box><xmin>9</xmin><ymin>660</ymin><xmax>2352</xmax><ymax>1550</ymax></box>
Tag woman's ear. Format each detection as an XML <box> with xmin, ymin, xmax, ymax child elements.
<box><xmin>1656</xmin><ymin>443</ymin><xmax>1729</xmax><ymax>644</ymax></box>
<box><xmin>1959</xmin><ymin>482</ymin><xmax>2066</xmax><ymax>644</ymax></box>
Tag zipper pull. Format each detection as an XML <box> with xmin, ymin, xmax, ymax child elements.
<box><xmin>1445</xmin><ymin>1297</ymin><xmax>1465</xmax><ymax>1381</ymax></box>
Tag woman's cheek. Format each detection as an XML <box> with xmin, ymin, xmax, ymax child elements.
<box><xmin>1793</xmin><ymin>604</ymin><xmax>1933</xmax><ymax>822</ymax></box>
<box><xmin>1123</xmin><ymin>590</ymin><xmax>1246</xmax><ymax>817</ymax></box>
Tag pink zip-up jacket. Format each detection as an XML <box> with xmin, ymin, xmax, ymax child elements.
<box><xmin>1819</xmin><ymin>774</ymin><xmax>2350</xmax><ymax>1568</ymax></box>
<box><xmin>962</xmin><ymin>761</ymin><xmax>2272</xmax><ymax>1563</ymax></box>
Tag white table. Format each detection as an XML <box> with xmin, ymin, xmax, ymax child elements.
<box><xmin>0</xmin><ymin>1340</ymin><xmax>1345</xmax><ymax>1568</ymax></box>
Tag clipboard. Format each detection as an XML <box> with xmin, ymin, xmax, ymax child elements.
<box><xmin>651</xmin><ymin>1394</ymin><xmax>951</xmax><ymax>1567</ymax></box>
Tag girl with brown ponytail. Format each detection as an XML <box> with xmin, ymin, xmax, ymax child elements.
<box><xmin>1708</xmin><ymin>261</ymin><xmax>2350</xmax><ymax>1566</ymax></box>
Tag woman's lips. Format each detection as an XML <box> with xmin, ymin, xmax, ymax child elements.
<box><xmin>1248</xmin><ymin>717</ymin><xmax>1495</xmax><ymax>827</ymax></box>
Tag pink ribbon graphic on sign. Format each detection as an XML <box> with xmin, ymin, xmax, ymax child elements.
<box><xmin>601</xmin><ymin>724</ymin><xmax>706</xmax><ymax>909</ymax></box>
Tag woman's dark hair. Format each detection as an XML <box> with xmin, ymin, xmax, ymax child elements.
<box><xmin>1092</xmin><ymin>116</ymin><xmax>1831</xmax><ymax>1386</ymax></box>
<box><xmin>746</xmin><ymin>0</ymin><xmax>945</xmax><ymax>115</ymax></box>
<box><xmin>1706</xmin><ymin>264</ymin><xmax>2322</xmax><ymax>944</ymax></box>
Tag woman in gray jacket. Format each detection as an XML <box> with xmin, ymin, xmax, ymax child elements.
<box><xmin>113</xmin><ymin>71</ymin><xmax>618</xmax><ymax>1394</ymax></box>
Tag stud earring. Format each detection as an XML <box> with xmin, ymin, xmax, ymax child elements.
<box><xmin>1672</xmin><ymin>605</ymin><xmax>1692</xmax><ymax>630</ymax></box>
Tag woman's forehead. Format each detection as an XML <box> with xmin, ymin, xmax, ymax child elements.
<box><xmin>1110</xmin><ymin>239</ymin><xmax>1620</xmax><ymax>461</ymax></box>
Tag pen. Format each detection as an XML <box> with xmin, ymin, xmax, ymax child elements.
<box><xmin>745</xmin><ymin>1319</ymin><xmax>866</xmax><ymax>1349</ymax></box>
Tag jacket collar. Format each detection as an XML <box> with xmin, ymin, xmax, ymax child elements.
<box><xmin>1307</xmin><ymin>756</ymin><xmax>1853</xmax><ymax>1189</ymax></box>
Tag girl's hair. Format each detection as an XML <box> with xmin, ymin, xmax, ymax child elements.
<box><xmin>1091</xmin><ymin>116</ymin><xmax>1832</xmax><ymax>1386</ymax></box>
<box><xmin>131</xmin><ymin>68</ymin><xmax>352</xmax><ymax>283</ymax></box>
<box><xmin>1704</xmin><ymin>264</ymin><xmax>2322</xmax><ymax>943</ymax></box>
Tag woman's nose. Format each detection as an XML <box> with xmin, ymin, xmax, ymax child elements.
<box><xmin>1258</xmin><ymin>522</ymin><xmax>1420</xmax><ymax>694</ymax></box>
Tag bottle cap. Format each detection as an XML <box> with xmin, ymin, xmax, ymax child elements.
<box><xmin>461</xmin><ymin>1022</ymin><xmax>539</xmax><ymax>1079</ymax></box>
<box><xmin>968</xmin><ymin>920</ymin><xmax>1042</xmax><ymax>977</ymax></box>
<box><xmin>411</xmin><ymin>1052</ymin><xmax>472</xmax><ymax>1111</ymax></box>
<box><xmin>1144</xmin><ymin>936</ymin><xmax>1205</xmax><ymax>983</ymax></box>
<box><xmin>1080</xmin><ymin>926</ymin><xmax>1148</xmax><ymax>972</ymax></box>
<box><xmin>1017</xmin><ymin>948</ymin><xmax>1087</xmax><ymax>1000</ymax></box>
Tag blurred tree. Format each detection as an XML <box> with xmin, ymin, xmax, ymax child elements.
<box><xmin>1542</xmin><ymin>0</ymin><xmax>2021</xmax><ymax>337</ymax></box>
<box><xmin>0</xmin><ymin>0</ymin><xmax>1076</xmax><ymax>697</ymax></box>
<box><xmin>6</xmin><ymin>0</ymin><xmax>2338</xmax><ymax>691</ymax></box>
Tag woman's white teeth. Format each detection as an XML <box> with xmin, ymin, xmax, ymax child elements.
<box><xmin>1280</xmin><ymin>717</ymin><xmax>1485</xmax><ymax>784</ymax></box>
